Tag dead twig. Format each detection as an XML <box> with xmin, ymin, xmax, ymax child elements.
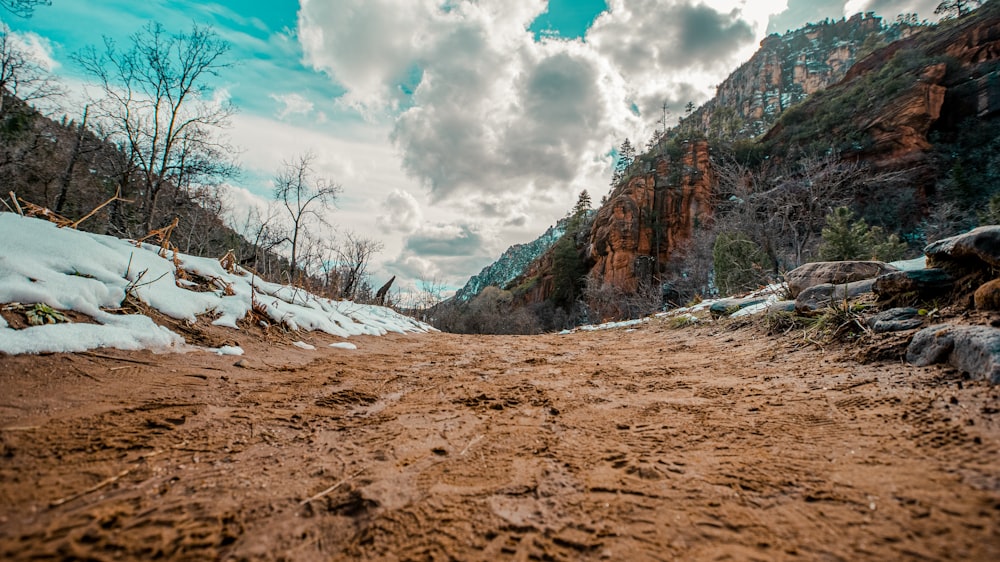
<box><xmin>299</xmin><ymin>467</ymin><xmax>366</xmax><ymax>505</ymax></box>
<box><xmin>80</xmin><ymin>351</ymin><xmax>157</xmax><ymax>366</ymax></box>
<box><xmin>69</xmin><ymin>186</ymin><xmax>132</xmax><ymax>230</ymax></box>
<box><xmin>49</xmin><ymin>449</ymin><xmax>165</xmax><ymax>507</ymax></box>
<box><xmin>16</xmin><ymin>198</ymin><xmax>73</xmax><ymax>227</ymax></box>
<box><xmin>460</xmin><ymin>434</ymin><xmax>484</xmax><ymax>456</ymax></box>
<box><xmin>135</xmin><ymin>217</ymin><xmax>180</xmax><ymax>257</ymax></box>
<box><xmin>9</xmin><ymin>191</ymin><xmax>23</xmax><ymax>215</ymax></box>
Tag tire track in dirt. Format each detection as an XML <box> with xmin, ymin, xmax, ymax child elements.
<box><xmin>1</xmin><ymin>324</ymin><xmax>998</xmax><ymax>560</ymax></box>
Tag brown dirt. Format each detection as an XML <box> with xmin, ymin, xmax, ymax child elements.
<box><xmin>0</xmin><ymin>318</ymin><xmax>998</xmax><ymax>561</ymax></box>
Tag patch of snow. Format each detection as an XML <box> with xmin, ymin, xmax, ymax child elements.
<box><xmin>889</xmin><ymin>256</ymin><xmax>926</xmax><ymax>272</ymax></box>
<box><xmin>214</xmin><ymin>345</ymin><xmax>244</xmax><ymax>356</ymax></box>
<box><xmin>293</xmin><ymin>341</ymin><xmax>316</xmax><ymax>350</ymax></box>
<box><xmin>330</xmin><ymin>342</ymin><xmax>358</xmax><ymax>350</ymax></box>
<box><xmin>0</xmin><ymin>214</ymin><xmax>433</xmax><ymax>355</ymax></box>
<box><xmin>562</xmin><ymin>317</ymin><xmax>649</xmax><ymax>334</ymax></box>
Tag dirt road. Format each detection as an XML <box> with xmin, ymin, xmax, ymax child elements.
<box><xmin>1</xmin><ymin>320</ymin><xmax>998</xmax><ymax>560</ymax></box>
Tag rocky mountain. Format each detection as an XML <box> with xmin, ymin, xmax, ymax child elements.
<box><xmin>764</xmin><ymin>4</ymin><xmax>1000</xmax><ymax>165</ymax></box>
<box><xmin>504</xmin><ymin>4</ymin><xmax>1000</xmax><ymax>316</ymax></box>
<box><xmin>449</xmin><ymin>14</ymin><xmax>906</xmax><ymax>305</ymax></box>
<box><xmin>453</xmin><ymin>218</ymin><xmax>568</xmax><ymax>301</ymax></box>
<box><xmin>679</xmin><ymin>12</ymin><xmax>912</xmax><ymax>140</ymax></box>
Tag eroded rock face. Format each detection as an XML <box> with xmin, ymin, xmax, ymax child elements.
<box><xmin>858</xmin><ymin>64</ymin><xmax>948</xmax><ymax>166</ymax></box>
<box><xmin>587</xmin><ymin>142</ymin><xmax>714</xmax><ymax>292</ymax></box>
<box><xmin>694</xmin><ymin>13</ymin><xmax>886</xmax><ymax>138</ymax></box>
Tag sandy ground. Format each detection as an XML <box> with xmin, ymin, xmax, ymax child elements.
<box><xmin>0</xmin><ymin>318</ymin><xmax>998</xmax><ymax>561</ymax></box>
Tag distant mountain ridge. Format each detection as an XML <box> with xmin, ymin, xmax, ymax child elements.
<box><xmin>507</xmin><ymin>5</ymin><xmax>1000</xmax><ymax>308</ymax></box>
<box><xmin>453</xmin><ymin>218</ymin><xmax>569</xmax><ymax>301</ymax></box>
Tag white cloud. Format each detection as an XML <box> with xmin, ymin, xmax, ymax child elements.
<box><xmin>844</xmin><ymin>0</ymin><xmax>941</xmax><ymax>19</ymax></box>
<box><xmin>292</xmin><ymin>0</ymin><xmax>799</xmax><ymax>289</ymax></box>
<box><xmin>377</xmin><ymin>189</ymin><xmax>423</xmax><ymax>233</ymax></box>
<box><xmin>6</xmin><ymin>28</ymin><xmax>58</xmax><ymax>71</ymax></box>
<box><xmin>298</xmin><ymin>0</ymin><xmax>785</xmax><ymax>210</ymax></box>
<box><xmin>269</xmin><ymin>92</ymin><xmax>315</xmax><ymax>119</ymax></box>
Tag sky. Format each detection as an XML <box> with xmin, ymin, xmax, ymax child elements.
<box><xmin>3</xmin><ymin>0</ymin><xmax>942</xmax><ymax>297</ymax></box>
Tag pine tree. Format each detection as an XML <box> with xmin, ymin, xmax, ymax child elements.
<box><xmin>819</xmin><ymin>207</ymin><xmax>908</xmax><ymax>262</ymax></box>
<box><xmin>611</xmin><ymin>138</ymin><xmax>636</xmax><ymax>187</ymax></box>
<box><xmin>574</xmin><ymin>190</ymin><xmax>591</xmax><ymax>216</ymax></box>
<box><xmin>819</xmin><ymin>207</ymin><xmax>870</xmax><ymax>261</ymax></box>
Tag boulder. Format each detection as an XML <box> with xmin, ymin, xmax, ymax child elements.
<box><xmin>795</xmin><ymin>279</ymin><xmax>876</xmax><ymax>313</ymax></box>
<box><xmin>709</xmin><ymin>297</ymin><xmax>766</xmax><ymax>318</ymax></box>
<box><xmin>785</xmin><ymin>261</ymin><xmax>897</xmax><ymax>298</ymax></box>
<box><xmin>872</xmin><ymin>269</ymin><xmax>954</xmax><ymax>299</ymax></box>
<box><xmin>906</xmin><ymin>324</ymin><xmax>1000</xmax><ymax>384</ymax></box>
<box><xmin>866</xmin><ymin>307</ymin><xmax>923</xmax><ymax>333</ymax></box>
<box><xmin>925</xmin><ymin>225</ymin><xmax>1000</xmax><ymax>270</ymax></box>
<box><xmin>974</xmin><ymin>279</ymin><xmax>1000</xmax><ymax>311</ymax></box>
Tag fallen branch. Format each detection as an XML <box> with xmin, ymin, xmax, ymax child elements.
<box><xmin>299</xmin><ymin>467</ymin><xmax>366</xmax><ymax>505</ymax></box>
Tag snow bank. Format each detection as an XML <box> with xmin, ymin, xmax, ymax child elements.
<box><xmin>0</xmin><ymin>214</ymin><xmax>432</xmax><ymax>355</ymax></box>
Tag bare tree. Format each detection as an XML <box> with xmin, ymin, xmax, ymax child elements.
<box><xmin>713</xmin><ymin>153</ymin><xmax>874</xmax><ymax>270</ymax></box>
<box><xmin>336</xmin><ymin>231</ymin><xmax>383</xmax><ymax>301</ymax></box>
<box><xmin>0</xmin><ymin>0</ymin><xmax>49</xmax><ymax>18</ymax></box>
<box><xmin>272</xmin><ymin>151</ymin><xmax>341</xmax><ymax>280</ymax></box>
<box><xmin>234</xmin><ymin>202</ymin><xmax>284</xmax><ymax>277</ymax></box>
<box><xmin>0</xmin><ymin>23</ymin><xmax>61</xmax><ymax>118</ymax></box>
<box><xmin>54</xmin><ymin>106</ymin><xmax>101</xmax><ymax>214</ymax></box>
<box><xmin>75</xmin><ymin>22</ymin><xmax>237</xmax><ymax>233</ymax></box>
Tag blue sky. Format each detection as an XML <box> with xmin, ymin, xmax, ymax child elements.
<box><xmin>5</xmin><ymin>0</ymin><xmax>942</xmax><ymax>294</ymax></box>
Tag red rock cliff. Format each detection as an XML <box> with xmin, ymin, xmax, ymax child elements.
<box><xmin>587</xmin><ymin>141</ymin><xmax>714</xmax><ymax>291</ymax></box>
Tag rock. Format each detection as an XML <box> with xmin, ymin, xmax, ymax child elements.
<box><xmin>925</xmin><ymin>225</ymin><xmax>1000</xmax><ymax>270</ymax></box>
<box><xmin>872</xmin><ymin>269</ymin><xmax>954</xmax><ymax>299</ymax></box>
<box><xmin>709</xmin><ymin>297</ymin><xmax>766</xmax><ymax>318</ymax></box>
<box><xmin>906</xmin><ymin>324</ymin><xmax>1000</xmax><ymax>384</ymax></box>
<box><xmin>866</xmin><ymin>307</ymin><xmax>923</xmax><ymax>333</ymax></box>
<box><xmin>766</xmin><ymin>300</ymin><xmax>797</xmax><ymax>313</ymax></box>
<box><xmin>795</xmin><ymin>279</ymin><xmax>876</xmax><ymax>312</ymax></box>
<box><xmin>785</xmin><ymin>261</ymin><xmax>896</xmax><ymax>299</ymax></box>
<box><xmin>974</xmin><ymin>279</ymin><xmax>1000</xmax><ymax>311</ymax></box>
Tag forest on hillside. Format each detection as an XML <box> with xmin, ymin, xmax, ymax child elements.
<box><xmin>0</xmin><ymin>6</ymin><xmax>386</xmax><ymax>305</ymax></box>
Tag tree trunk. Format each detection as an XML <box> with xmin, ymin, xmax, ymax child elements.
<box><xmin>55</xmin><ymin>108</ymin><xmax>88</xmax><ymax>214</ymax></box>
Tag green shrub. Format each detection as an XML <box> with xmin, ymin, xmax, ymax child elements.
<box><xmin>712</xmin><ymin>231</ymin><xmax>773</xmax><ymax>296</ymax></box>
<box><xmin>819</xmin><ymin>206</ymin><xmax>908</xmax><ymax>261</ymax></box>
